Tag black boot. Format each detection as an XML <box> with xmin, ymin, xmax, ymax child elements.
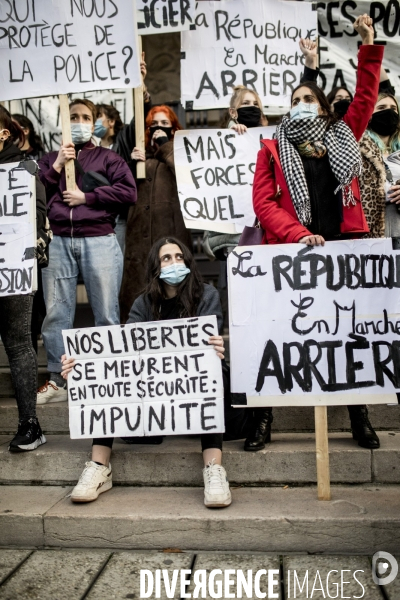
<box><xmin>348</xmin><ymin>406</ymin><xmax>380</xmax><ymax>449</ymax></box>
<box><xmin>244</xmin><ymin>408</ymin><xmax>273</xmax><ymax>451</ymax></box>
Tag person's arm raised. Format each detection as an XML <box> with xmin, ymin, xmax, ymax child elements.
<box><xmin>343</xmin><ymin>14</ymin><xmax>384</xmax><ymax>141</ymax></box>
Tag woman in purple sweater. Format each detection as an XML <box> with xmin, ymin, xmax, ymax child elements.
<box><xmin>37</xmin><ymin>98</ymin><xmax>137</xmax><ymax>405</ymax></box>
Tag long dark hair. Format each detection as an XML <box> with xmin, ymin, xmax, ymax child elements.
<box><xmin>144</xmin><ymin>237</ymin><xmax>204</xmax><ymax>320</ymax></box>
<box><xmin>326</xmin><ymin>87</ymin><xmax>354</xmax><ymax>105</ymax></box>
<box><xmin>97</xmin><ymin>103</ymin><xmax>124</xmax><ymax>143</ymax></box>
<box><xmin>291</xmin><ymin>82</ymin><xmax>339</xmax><ymax>129</ymax></box>
<box><xmin>12</xmin><ymin>114</ymin><xmax>44</xmax><ymax>153</ymax></box>
<box><xmin>0</xmin><ymin>106</ymin><xmax>25</xmax><ymax>147</ymax></box>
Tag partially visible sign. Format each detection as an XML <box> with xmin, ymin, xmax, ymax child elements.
<box><xmin>0</xmin><ymin>1</ymin><xmax>141</xmax><ymax>101</ymax></box>
<box><xmin>181</xmin><ymin>0</ymin><xmax>317</xmax><ymax>109</ymax></box>
<box><xmin>4</xmin><ymin>89</ymin><xmax>134</xmax><ymax>153</ymax></box>
<box><xmin>137</xmin><ymin>0</ymin><xmax>195</xmax><ymax>34</ymax></box>
<box><xmin>228</xmin><ymin>239</ymin><xmax>400</xmax><ymax>407</ymax></box>
<box><xmin>318</xmin><ymin>1</ymin><xmax>400</xmax><ymax>97</ymax></box>
<box><xmin>63</xmin><ymin>316</ymin><xmax>225</xmax><ymax>439</ymax></box>
<box><xmin>175</xmin><ymin>126</ymin><xmax>275</xmax><ymax>233</ymax></box>
<box><xmin>0</xmin><ymin>163</ymin><xmax>36</xmax><ymax>297</ymax></box>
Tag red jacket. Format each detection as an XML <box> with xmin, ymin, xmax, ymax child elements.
<box><xmin>253</xmin><ymin>44</ymin><xmax>384</xmax><ymax>244</ymax></box>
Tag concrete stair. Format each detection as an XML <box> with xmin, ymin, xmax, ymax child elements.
<box><xmin>1</xmin><ymin>341</ymin><xmax>400</xmax><ymax>554</ymax></box>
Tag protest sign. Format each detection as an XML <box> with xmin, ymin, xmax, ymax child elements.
<box><xmin>0</xmin><ymin>162</ymin><xmax>36</xmax><ymax>297</ymax></box>
<box><xmin>181</xmin><ymin>0</ymin><xmax>317</xmax><ymax>109</ymax></box>
<box><xmin>228</xmin><ymin>239</ymin><xmax>400</xmax><ymax>407</ymax></box>
<box><xmin>174</xmin><ymin>126</ymin><xmax>275</xmax><ymax>233</ymax></box>
<box><xmin>137</xmin><ymin>0</ymin><xmax>195</xmax><ymax>34</ymax></box>
<box><xmin>3</xmin><ymin>89</ymin><xmax>134</xmax><ymax>153</ymax></box>
<box><xmin>317</xmin><ymin>1</ymin><xmax>400</xmax><ymax>97</ymax></box>
<box><xmin>0</xmin><ymin>0</ymin><xmax>141</xmax><ymax>101</ymax></box>
<box><xmin>62</xmin><ymin>315</ymin><xmax>224</xmax><ymax>439</ymax></box>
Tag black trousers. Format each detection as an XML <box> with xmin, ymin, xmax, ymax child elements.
<box><xmin>0</xmin><ymin>294</ymin><xmax>37</xmax><ymax>420</ymax></box>
<box><xmin>93</xmin><ymin>432</ymin><xmax>223</xmax><ymax>451</ymax></box>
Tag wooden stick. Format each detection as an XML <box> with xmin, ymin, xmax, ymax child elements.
<box><xmin>314</xmin><ymin>405</ymin><xmax>331</xmax><ymax>501</ymax></box>
<box><xmin>58</xmin><ymin>94</ymin><xmax>76</xmax><ymax>192</ymax></box>
<box><xmin>134</xmin><ymin>37</ymin><xmax>146</xmax><ymax>179</ymax></box>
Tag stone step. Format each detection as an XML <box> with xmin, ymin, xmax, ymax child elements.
<box><xmin>1</xmin><ymin>484</ymin><xmax>399</xmax><ymax>554</ymax></box>
<box><xmin>0</xmin><ymin>368</ymin><xmax>47</xmax><ymax>398</ymax></box>
<box><xmin>0</xmin><ymin>432</ymin><xmax>399</xmax><ymax>486</ymax></box>
<box><xmin>0</xmin><ymin>549</ymin><xmax>395</xmax><ymax>599</ymax></box>
<box><xmin>1</xmin><ymin>397</ymin><xmax>399</xmax><ymax>434</ymax></box>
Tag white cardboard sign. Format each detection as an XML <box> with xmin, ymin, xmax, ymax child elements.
<box><xmin>62</xmin><ymin>315</ymin><xmax>224</xmax><ymax>439</ymax></box>
<box><xmin>174</xmin><ymin>126</ymin><xmax>275</xmax><ymax>234</ymax></box>
<box><xmin>3</xmin><ymin>88</ymin><xmax>134</xmax><ymax>153</ymax></box>
<box><xmin>0</xmin><ymin>1</ymin><xmax>141</xmax><ymax>101</ymax></box>
<box><xmin>318</xmin><ymin>1</ymin><xmax>400</xmax><ymax>99</ymax></box>
<box><xmin>0</xmin><ymin>162</ymin><xmax>36</xmax><ymax>297</ymax></box>
<box><xmin>228</xmin><ymin>239</ymin><xmax>400</xmax><ymax>407</ymax></box>
<box><xmin>181</xmin><ymin>0</ymin><xmax>317</xmax><ymax>110</ymax></box>
<box><xmin>136</xmin><ymin>0</ymin><xmax>195</xmax><ymax>34</ymax></box>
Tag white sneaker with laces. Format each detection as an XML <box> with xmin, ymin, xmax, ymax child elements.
<box><xmin>37</xmin><ymin>380</ymin><xmax>67</xmax><ymax>405</ymax></box>
<box><xmin>203</xmin><ymin>460</ymin><xmax>232</xmax><ymax>508</ymax></box>
<box><xmin>71</xmin><ymin>461</ymin><xmax>112</xmax><ymax>503</ymax></box>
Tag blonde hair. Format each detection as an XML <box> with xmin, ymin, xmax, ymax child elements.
<box><xmin>221</xmin><ymin>86</ymin><xmax>267</xmax><ymax>127</ymax></box>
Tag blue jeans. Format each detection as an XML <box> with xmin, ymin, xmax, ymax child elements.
<box><xmin>42</xmin><ymin>234</ymin><xmax>123</xmax><ymax>372</ymax></box>
<box><xmin>114</xmin><ymin>214</ymin><xmax>127</xmax><ymax>256</ymax></box>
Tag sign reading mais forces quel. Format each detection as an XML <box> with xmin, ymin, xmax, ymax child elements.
<box><xmin>62</xmin><ymin>316</ymin><xmax>224</xmax><ymax>439</ymax></box>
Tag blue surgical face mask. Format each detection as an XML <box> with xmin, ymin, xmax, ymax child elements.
<box><xmin>94</xmin><ymin>118</ymin><xmax>108</xmax><ymax>139</ymax></box>
<box><xmin>159</xmin><ymin>263</ymin><xmax>190</xmax><ymax>286</ymax></box>
<box><xmin>71</xmin><ymin>123</ymin><xmax>92</xmax><ymax>144</ymax></box>
<box><xmin>290</xmin><ymin>102</ymin><xmax>319</xmax><ymax>120</ymax></box>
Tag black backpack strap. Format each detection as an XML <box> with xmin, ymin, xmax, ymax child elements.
<box><xmin>74</xmin><ymin>159</ymin><xmax>85</xmax><ymax>177</ymax></box>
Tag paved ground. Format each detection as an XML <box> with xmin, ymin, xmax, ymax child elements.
<box><xmin>0</xmin><ymin>549</ymin><xmax>398</xmax><ymax>599</ymax></box>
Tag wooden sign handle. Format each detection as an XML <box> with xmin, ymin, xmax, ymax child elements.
<box><xmin>134</xmin><ymin>37</ymin><xmax>146</xmax><ymax>179</ymax></box>
<box><xmin>315</xmin><ymin>405</ymin><xmax>331</xmax><ymax>501</ymax></box>
<box><xmin>59</xmin><ymin>94</ymin><xmax>76</xmax><ymax>192</ymax></box>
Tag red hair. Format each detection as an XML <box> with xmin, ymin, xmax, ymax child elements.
<box><xmin>145</xmin><ymin>105</ymin><xmax>183</xmax><ymax>147</ymax></box>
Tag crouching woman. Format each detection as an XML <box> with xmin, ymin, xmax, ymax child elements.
<box><xmin>61</xmin><ymin>237</ymin><xmax>232</xmax><ymax>508</ymax></box>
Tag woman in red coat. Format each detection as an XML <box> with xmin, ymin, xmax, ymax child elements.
<box><xmin>248</xmin><ymin>15</ymin><xmax>384</xmax><ymax>452</ymax></box>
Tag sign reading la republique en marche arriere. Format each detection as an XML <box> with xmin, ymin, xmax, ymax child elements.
<box><xmin>174</xmin><ymin>126</ymin><xmax>276</xmax><ymax>234</ymax></box>
<box><xmin>0</xmin><ymin>0</ymin><xmax>141</xmax><ymax>101</ymax></box>
<box><xmin>136</xmin><ymin>0</ymin><xmax>195</xmax><ymax>34</ymax></box>
<box><xmin>228</xmin><ymin>239</ymin><xmax>400</xmax><ymax>407</ymax></box>
<box><xmin>181</xmin><ymin>0</ymin><xmax>317</xmax><ymax>109</ymax></box>
<box><xmin>62</xmin><ymin>315</ymin><xmax>225</xmax><ymax>439</ymax></box>
<box><xmin>317</xmin><ymin>1</ymin><xmax>400</xmax><ymax>99</ymax></box>
<box><xmin>0</xmin><ymin>162</ymin><xmax>36</xmax><ymax>297</ymax></box>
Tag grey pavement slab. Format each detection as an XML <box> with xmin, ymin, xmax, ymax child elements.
<box><xmin>0</xmin><ymin>433</ymin><xmax>387</xmax><ymax>486</ymax></box>
<box><xmin>0</xmin><ymin>550</ymin><xmax>31</xmax><ymax>585</ymax></box>
<box><xmin>382</xmin><ymin>555</ymin><xmax>400</xmax><ymax>600</ymax></box>
<box><xmin>44</xmin><ymin>485</ymin><xmax>400</xmax><ymax>553</ymax></box>
<box><xmin>372</xmin><ymin>432</ymin><xmax>400</xmax><ymax>482</ymax></box>
<box><xmin>283</xmin><ymin>555</ymin><xmax>382</xmax><ymax>599</ymax></box>
<box><xmin>86</xmin><ymin>551</ymin><xmax>194</xmax><ymax>600</ymax></box>
<box><xmin>0</xmin><ymin>486</ymin><xmax>71</xmax><ymax>547</ymax></box>
<box><xmin>187</xmin><ymin>553</ymin><xmax>282</xmax><ymax>600</ymax></box>
<box><xmin>0</xmin><ymin>549</ymin><xmax>109</xmax><ymax>600</ymax></box>
<box><xmin>1</xmin><ymin>398</ymin><xmax>399</xmax><ymax>434</ymax></box>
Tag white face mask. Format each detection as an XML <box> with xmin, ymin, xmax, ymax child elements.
<box><xmin>70</xmin><ymin>123</ymin><xmax>92</xmax><ymax>144</ymax></box>
<box><xmin>290</xmin><ymin>102</ymin><xmax>319</xmax><ymax>120</ymax></box>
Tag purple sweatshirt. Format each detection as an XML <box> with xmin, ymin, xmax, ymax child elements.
<box><xmin>39</xmin><ymin>142</ymin><xmax>137</xmax><ymax>237</ymax></box>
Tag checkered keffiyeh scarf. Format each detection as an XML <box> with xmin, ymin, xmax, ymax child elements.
<box><xmin>277</xmin><ymin>116</ymin><xmax>362</xmax><ymax>226</ymax></box>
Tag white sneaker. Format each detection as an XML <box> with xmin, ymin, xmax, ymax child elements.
<box><xmin>71</xmin><ymin>461</ymin><xmax>112</xmax><ymax>503</ymax></box>
<box><xmin>37</xmin><ymin>380</ymin><xmax>67</xmax><ymax>404</ymax></box>
<box><xmin>203</xmin><ymin>461</ymin><xmax>232</xmax><ymax>508</ymax></box>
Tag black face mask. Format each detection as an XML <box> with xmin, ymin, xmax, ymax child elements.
<box><xmin>149</xmin><ymin>125</ymin><xmax>173</xmax><ymax>142</ymax></box>
<box><xmin>333</xmin><ymin>99</ymin><xmax>351</xmax><ymax>118</ymax></box>
<box><xmin>236</xmin><ymin>106</ymin><xmax>262</xmax><ymax>128</ymax></box>
<box><xmin>369</xmin><ymin>109</ymin><xmax>399</xmax><ymax>137</ymax></box>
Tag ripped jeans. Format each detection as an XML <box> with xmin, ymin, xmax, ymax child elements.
<box><xmin>41</xmin><ymin>234</ymin><xmax>123</xmax><ymax>373</ymax></box>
